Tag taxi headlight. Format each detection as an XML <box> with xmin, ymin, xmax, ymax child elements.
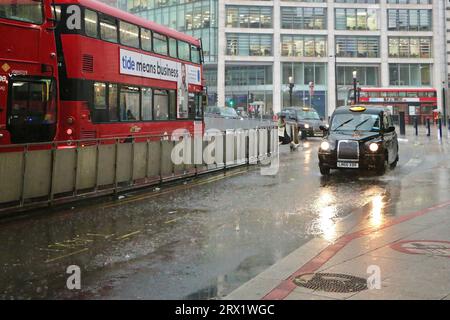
<box><xmin>369</xmin><ymin>142</ymin><xmax>379</xmax><ymax>152</ymax></box>
<box><xmin>304</xmin><ymin>124</ymin><xmax>310</xmax><ymax>129</ymax></box>
<box><xmin>320</xmin><ymin>141</ymin><xmax>330</xmax><ymax>151</ymax></box>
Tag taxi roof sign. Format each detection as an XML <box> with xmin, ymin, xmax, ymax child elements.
<box><xmin>349</xmin><ymin>106</ymin><xmax>366</xmax><ymax>112</ymax></box>
<box><xmin>302</xmin><ymin>107</ymin><xmax>310</xmax><ymax>111</ymax></box>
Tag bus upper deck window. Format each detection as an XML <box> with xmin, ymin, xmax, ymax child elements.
<box><xmin>85</xmin><ymin>9</ymin><xmax>98</xmax><ymax>38</ymax></box>
<box><xmin>100</xmin><ymin>15</ymin><xmax>117</xmax><ymax>43</ymax></box>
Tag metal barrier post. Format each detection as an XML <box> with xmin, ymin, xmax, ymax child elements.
<box><xmin>414</xmin><ymin>116</ymin><xmax>418</xmax><ymax>136</ymax></box>
<box><xmin>438</xmin><ymin>118</ymin><xmax>443</xmax><ymax>139</ymax></box>
<box><xmin>427</xmin><ymin>118</ymin><xmax>431</xmax><ymax>137</ymax></box>
<box><xmin>399</xmin><ymin>111</ymin><xmax>406</xmax><ymax>136</ymax></box>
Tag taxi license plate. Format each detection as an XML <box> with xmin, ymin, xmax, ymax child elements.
<box><xmin>337</xmin><ymin>162</ymin><xmax>359</xmax><ymax>168</ymax></box>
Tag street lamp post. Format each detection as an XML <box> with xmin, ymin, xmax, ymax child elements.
<box><xmin>352</xmin><ymin>70</ymin><xmax>358</xmax><ymax>105</ymax></box>
<box><xmin>442</xmin><ymin>81</ymin><xmax>447</xmax><ymax>127</ymax></box>
<box><xmin>330</xmin><ymin>54</ymin><xmax>338</xmax><ymax>110</ymax></box>
<box><xmin>289</xmin><ymin>76</ymin><xmax>294</xmax><ymax>107</ymax></box>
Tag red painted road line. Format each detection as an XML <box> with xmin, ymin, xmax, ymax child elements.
<box><xmin>262</xmin><ymin>199</ymin><xmax>450</xmax><ymax>300</ymax></box>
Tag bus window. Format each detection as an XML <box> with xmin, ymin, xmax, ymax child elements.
<box><xmin>141</xmin><ymin>87</ymin><xmax>153</xmax><ymax>120</ymax></box>
<box><xmin>0</xmin><ymin>0</ymin><xmax>43</xmax><ymax>24</ymax></box>
<box><xmin>178</xmin><ymin>41</ymin><xmax>190</xmax><ymax>61</ymax></box>
<box><xmin>85</xmin><ymin>9</ymin><xmax>98</xmax><ymax>38</ymax></box>
<box><xmin>141</xmin><ymin>28</ymin><xmax>152</xmax><ymax>51</ymax></box>
<box><xmin>93</xmin><ymin>82</ymin><xmax>107</xmax><ymax>122</ymax></box>
<box><xmin>191</xmin><ymin>45</ymin><xmax>201</xmax><ymax>64</ymax></box>
<box><xmin>100</xmin><ymin>15</ymin><xmax>117</xmax><ymax>43</ymax></box>
<box><xmin>169</xmin><ymin>90</ymin><xmax>177</xmax><ymax>120</ymax></box>
<box><xmin>153</xmin><ymin>32</ymin><xmax>168</xmax><ymax>56</ymax></box>
<box><xmin>120</xmin><ymin>86</ymin><xmax>140</xmax><ymax>121</ymax></box>
<box><xmin>154</xmin><ymin>90</ymin><xmax>169</xmax><ymax>120</ymax></box>
<box><xmin>169</xmin><ymin>38</ymin><xmax>177</xmax><ymax>58</ymax></box>
<box><xmin>108</xmin><ymin>84</ymin><xmax>118</xmax><ymax>121</ymax></box>
<box><xmin>407</xmin><ymin>92</ymin><xmax>416</xmax><ymax>97</ymax></box>
<box><xmin>120</xmin><ymin>21</ymin><xmax>139</xmax><ymax>48</ymax></box>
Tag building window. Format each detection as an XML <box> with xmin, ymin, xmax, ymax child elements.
<box><xmin>336</xmin><ymin>36</ymin><xmax>380</xmax><ymax>58</ymax></box>
<box><xmin>226</xmin><ymin>6</ymin><xmax>273</xmax><ymax>28</ymax></box>
<box><xmin>387</xmin><ymin>0</ymin><xmax>430</xmax><ymax>3</ymax></box>
<box><xmin>388</xmin><ymin>37</ymin><xmax>432</xmax><ymax>58</ymax></box>
<box><xmin>225</xmin><ymin>65</ymin><xmax>273</xmax><ymax>86</ymax></box>
<box><xmin>281</xmin><ymin>35</ymin><xmax>327</xmax><ymax>57</ymax></box>
<box><xmin>281</xmin><ymin>7</ymin><xmax>327</xmax><ymax>30</ymax></box>
<box><xmin>282</xmin><ymin>62</ymin><xmax>327</xmax><ymax>86</ymax></box>
<box><xmin>389</xmin><ymin>64</ymin><xmax>431</xmax><ymax>86</ymax></box>
<box><xmin>226</xmin><ymin>34</ymin><xmax>273</xmax><ymax>56</ymax></box>
<box><xmin>335</xmin><ymin>0</ymin><xmax>379</xmax><ymax>2</ymax></box>
<box><xmin>387</xmin><ymin>10</ymin><xmax>432</xmax><ymax>31</ymax></box>
<box><xmin>336</xmin><ymin>66</ymin><xmax>380</xmax><ymax>86</ymax></box>
<box><xmin>335</xmin><ymin>8</ymin><xmax>378</xmax><ymax>31</ymax></box>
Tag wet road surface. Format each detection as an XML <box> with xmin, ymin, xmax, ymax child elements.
<box><xmin>1</xmin><ymin>131</ymin><xmax>450</xmax><ymax>299</ymax></box>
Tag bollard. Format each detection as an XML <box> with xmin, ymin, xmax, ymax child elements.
<box><xmin>399</xmin><ymin>111</ymin><xmax>406</xmax><ymax>135</ymax></box>
<box><xmin>438</xmin><ymin>118</ymin><xmax>442</xmax><ymax>139</ymax></box>
<box><xmin>427</xmin><ymin>118</ymin><xmax>431</xmax><ymax>136</ymax></box>
<box><xmin>448</xmin><ymin>117</ymin><xmax>450</xmax><ymax>131</ymax></box>
<box><xmin>414</xmin><ymin>116</ymin><xmax>418</xmax><ymax>136</ymax></box>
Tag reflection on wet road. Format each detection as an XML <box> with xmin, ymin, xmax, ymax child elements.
<box><xmin>1</xmin><ymin>134</ymin><xmax>450</xmax><ymax>299</ymax></box>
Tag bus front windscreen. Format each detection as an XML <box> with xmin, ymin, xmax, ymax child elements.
<box><xmin>0</xmin><ymin>0</ymin><xmax>43</xmax><ymax>24</ymax></box>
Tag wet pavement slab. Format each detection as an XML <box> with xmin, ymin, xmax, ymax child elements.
<box><xmin>1</xmin><ymin>127</ymin><xmax>450</xmax><ymax>299</ymax></box>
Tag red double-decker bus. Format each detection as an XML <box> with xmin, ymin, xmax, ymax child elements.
<box><xmin>0</xmin><ymin>0</ymin><xmax>205</xmax><ymax>146</ymax></box>
<box><xmin>349</xmin><ymin>87</ymin><xmax>437</xmax><ymax>124</ymax></box>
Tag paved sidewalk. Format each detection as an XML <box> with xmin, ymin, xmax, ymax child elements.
<box><xmin>226</xmin><ymin>127</ymin><xmax>450</xmax><ymax>300</ymax></box>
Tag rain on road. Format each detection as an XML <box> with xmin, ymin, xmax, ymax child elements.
<box><xmin>1</xmin><ymin>133</ymin><xmax>449</xmax><ymax>299</ymax></box>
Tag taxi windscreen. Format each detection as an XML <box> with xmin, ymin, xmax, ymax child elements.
<box><xmin>331</xmin><ymin>113</ymin><xmax>380</xmax><ymax>132</ymax></box>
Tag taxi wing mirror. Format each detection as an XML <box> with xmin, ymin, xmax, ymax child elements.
<box><xmin>319</xmin><ymin>125</ymin><xmax>328</xmax><ymax>132</ymax></box>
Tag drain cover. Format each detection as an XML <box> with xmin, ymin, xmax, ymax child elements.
<box><xmin>293</xmin><ymin>273</ymin><xmax>368</xmax><ymax>293</ymax></box>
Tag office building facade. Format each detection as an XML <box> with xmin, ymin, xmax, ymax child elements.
<box><xmin>109</xmin><ymin>0</ymin><xmax>447</xmax><ymax>118</ymax></box>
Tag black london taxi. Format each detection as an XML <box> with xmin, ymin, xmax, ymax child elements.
<box><xmin>279</xmin><ymin>107</ymin><xmax>327</xmax><ymax>137</ymax></box>
<box><xmin>318</xmin><ymin>105</ymin><xmax>399</xmax><ymax>175</ymax></box>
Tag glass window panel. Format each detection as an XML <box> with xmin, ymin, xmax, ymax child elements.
<box><xmin>169</xmin><ymin>38</ymin><xmax>177</xmax><ymax>58</ymax></box>
<box><xmin>153</xmin><ymin>32</ymin><xmax>168</xmax><ymax>55</ymax></box>
<box><xmin>141</xmin><ymin>87</ymin><xmax>153</xmax><ymax>121</ymax></box>
<box><xmin>120</xmin><ymin>86</ymin><xmax>140</xmax><ymax>121</ymax></box>
<box><xmin>109</xmin><ymin>84</ymin><xmax>118</xmax><ymax>121</ymax></box>
<box><xmin>141</xmin><ymin>28</ymin><xmax>152</xmax><ymax>51</ymax></box>
<box><xmin>85</xmin><ymin>9</ymin><xmax>98</xmax><ymax>38</ymax></box>
<box><xmin>100</xmin><ymin>16</ymin><xmax>117</xmax><ymax>43</ymax></box>
<box><xmin>400</xmin><ymin>64</ymin><xmax>410</xmax><ymax>85</ymax></box>
<box><xmin>178</xmin><ymin>41</ymin><xmax>190</xmax><ymax>61</ymax></box>
<box><xmin>120</xmin><ymin>21</ymin><xmax>139</xmax><ymax>48</ymax></box>
<box><xmin>410</xmin><ymin>38</ymin><xmax>419</xmax><ymax>58</ymax></box>
<box><xmin>389</xmin><ymin>38</ymin><xmax>399</xmax><ymax>57</ymax></box>
<box><xmin>154</xmin><ymin>90</ymin><xmax>169</xmax><ymax>120</ymax></box>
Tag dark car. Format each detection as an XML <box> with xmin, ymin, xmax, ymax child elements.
<box><xmin>281</xmin><ymin>107</ymin><xmax>327</xmax><ymax>137</ymax></box>
<box><xmin>205</xmin><ymin>106</ymin><xmax>242</xmax><ymax>119</ymax></box>
<box><xmin>318</xmin><ymin>105</ymin><xmax>399</xmax><ymax>176</ymax></box>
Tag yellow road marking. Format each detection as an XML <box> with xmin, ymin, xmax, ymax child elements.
<box><xmin>115</xmin><ymin>230</ymin><xmax>141</xmax><ymax>240</ymax></box>
<box><xmin>45</xmin><ymin>248</ymin><xmax>89</xmax><ymax>263</ymax></box>
<box><xmin>102</xmin><ymin>169</ymin><xmax>249</xmax><ymax>209</ymax></box>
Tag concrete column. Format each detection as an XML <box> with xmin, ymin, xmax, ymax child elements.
<box><xmin>273</xmin><ymin>0</ymin><xmax>281</xmax><ymax>114</ymax></box>
<box><xmin>327</xmin><ymin>0</ymin><xmax>336</xmax><ymax>116</ymax></box>
<box><xmin>432</xmin><ymin>0</ymin><xmax>445</xmax><ymax>112</ymax></box>
<box><xmin>217</xmin><ymin>0</ymin><xmax>226</xmax><ymax>107</ymax></box>
<box><xmin>380</xmin><ymin>0</ymin><xmax>389</xmax><ymax>87</ymax></box>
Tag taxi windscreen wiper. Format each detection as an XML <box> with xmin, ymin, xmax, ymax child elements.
<box><xmin>354</xmin><ymin>118</ymin><xmax>370</xmax><ymax>131</ymax></box>
<box><xmin>332</xmin><ymin>118</ymin><xmax>354</xmax><ymax>131</ymax></box>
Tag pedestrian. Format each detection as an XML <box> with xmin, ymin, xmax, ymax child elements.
<box><xmin>278</xmin><ymin>114</ymin><xmax>299</xmax><ymax>150</ymax></box>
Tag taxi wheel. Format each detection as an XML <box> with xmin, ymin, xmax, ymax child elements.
<box><xmin>390</xmin><ymin>155</ymin><xmax>399</xmax><ymax>169</ymax></box>
<box><xmin>319</xmin><ymin>165</ymin><xmax>330</xmax><ymax>176</ymax></box>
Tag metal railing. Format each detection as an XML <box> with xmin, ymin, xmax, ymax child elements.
<box><xmin>0</xmin><ymin>126</ymin><xmax>278</xmax><ymax>214</ymax></box>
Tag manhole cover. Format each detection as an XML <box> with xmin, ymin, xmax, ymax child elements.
<box><xmin>293</xmin><ymin>273</ymin><xmax>368</xmax><ymax>293</ymax></box>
